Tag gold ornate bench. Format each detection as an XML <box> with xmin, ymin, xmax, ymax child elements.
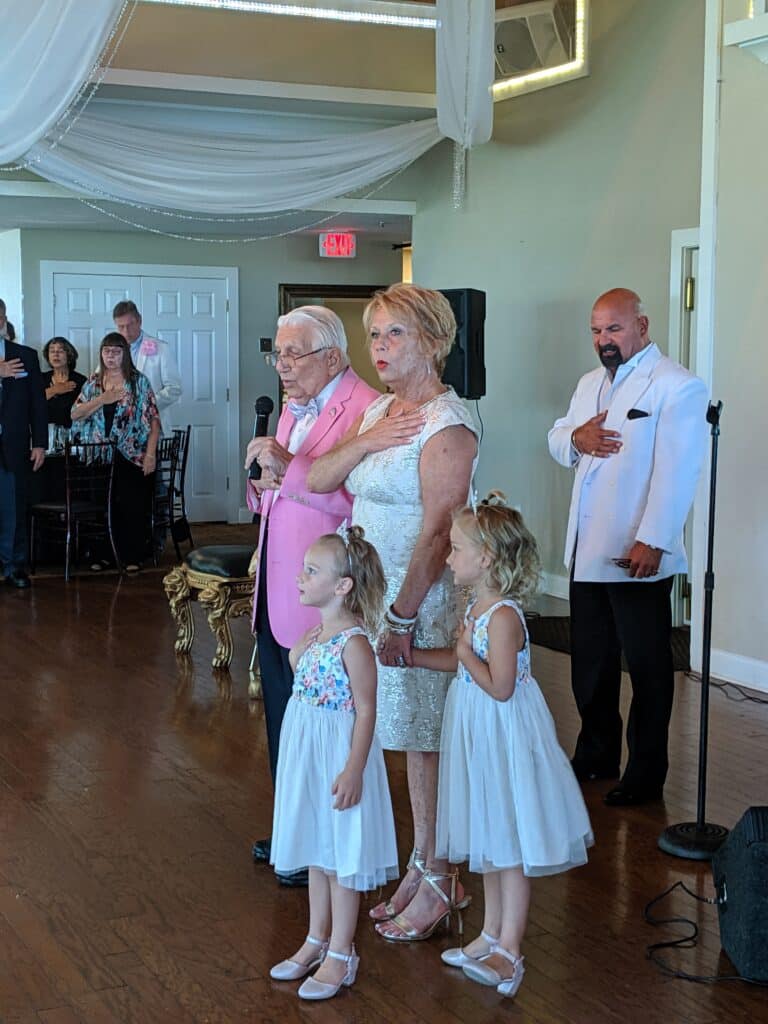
<box><xmin>163</xmin><ymin>545</ymin><xmax>256</xmax><ymax>671</ymax></box>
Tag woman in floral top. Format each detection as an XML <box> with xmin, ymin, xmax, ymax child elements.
<box><xmin>72</xmin><ymin>332</ymin><xmax>160</xmax><ymax>571</ymax></box>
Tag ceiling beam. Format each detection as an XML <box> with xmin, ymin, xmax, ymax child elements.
<box><xmin>100</xmin><ymin>68</ymin><xmax>436</xmax><ymax>109</ymax></box>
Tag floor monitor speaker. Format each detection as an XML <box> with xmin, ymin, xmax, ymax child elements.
<box><xmin>711</xmin><ymin>806</ymin><xmax>768</xmax><ymax>980</ymax></box>
<box><xmin>439</xmin><ymin>288</ymin><xmax>486</xmax><ymax>399</ymax></box>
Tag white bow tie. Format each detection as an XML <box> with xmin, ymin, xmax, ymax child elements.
<box><xmin>288</xmin><ymin>397</ymin><xmax>320</xmax><ymax>419</ymax></box>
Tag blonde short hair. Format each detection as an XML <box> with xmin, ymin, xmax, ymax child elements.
<box><xmin>454</xmin><ymin>492</ymin><xmax>541</xmax><ymax>603</ymax></box>
<box><xmin>363</xmin><ymin>283</ymin><xmax>456</xmax><ymax>376</ymax></box>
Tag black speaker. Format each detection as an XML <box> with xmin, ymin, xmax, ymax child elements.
<box><xmin>712</xmin><ymin>806</ymin><xmax>768</xmax><ymax>980</ymax></box>
<box><xmin>439</xmin><ymin>288</ymin><xmax>486</xmax><ymax>400</ymax></box>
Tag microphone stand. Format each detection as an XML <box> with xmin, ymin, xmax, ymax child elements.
<box><xmin>658</xmin><ymin>400</ymin><xmax>729</xmax><ymax>860</ymax></box>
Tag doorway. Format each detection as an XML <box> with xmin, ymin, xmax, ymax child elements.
<box><xmin>667</xmin><ymin>228</ymin><xmax>700</xmax><ymax>628</ymax></box>
<box><xmin>41</xmin><ymin>261</ymin><xmax>239</xmax><ymax>523</ymax></box>
<box><xmin>278</xmin><ymin>283</ymin><xmax>386</xmax><ymax>394</ymax></box>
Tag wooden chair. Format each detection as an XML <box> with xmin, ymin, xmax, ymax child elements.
<box><xmin>170</xmin><ymin>425</ymin><xmax>194</xmax><ymax>559</ymax></box>
<box><xmin>151</xmin><ymin>433</ymin><xmax>180</xmax><ymax>566</ymax></box>
<box><xmin>163</xmin><ymin>545</ymin><xmax>257</xmax><ymax>670</ymax></box>
<box><xmin>30</xmin><ymin>440</ymin><xmax>120</xmax><ymax>580</ymax></box>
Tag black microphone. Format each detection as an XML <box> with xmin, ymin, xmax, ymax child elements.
<box><xmin>248</xmin><ymin>395</ymin><xmax>275</xmax><ymax>480</ymax></box>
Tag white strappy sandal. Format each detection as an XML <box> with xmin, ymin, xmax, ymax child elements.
<box><xmin>441</xmin><ymin>929</ymin><xmax>499</xmax><ymax>967</ymax></box>
<box><xmin>269</xmin><ymin>934</ymin><xmax>329</xmax><ymax>981</ymax></box>
<box><xmin>297</xmin><ymin>946</ymin><xmax>359</xmax><ymax>1000</ymax></box>
<box><xmin>463</xmin><ymin>943</ymin><xmax>525</xmax><ymax>998</ymax></box>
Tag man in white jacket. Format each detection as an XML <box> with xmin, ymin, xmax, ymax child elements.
<box><xmin>548</xmin><ymin>288</ymin><xmax>708</xmax><ymax>806</ymax></box>
<box><xmin>113</xmin><ymin>300</ymin><xmax>182</xmax><ymax>435</ymax></box>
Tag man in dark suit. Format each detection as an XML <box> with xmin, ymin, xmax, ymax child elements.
<box><xmin>0</xmin><ymin>314</ymin><xmax>47</xmax><ymax>588</ymax></box>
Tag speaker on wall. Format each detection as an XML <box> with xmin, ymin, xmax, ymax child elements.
<box><xmin>439</xmin><ymin>288</ymin><xmax>486</xmax><ymax>400</ymax></box>
<box><xmin>711</xmin><ymin>806</ymin><xmax>768</xmax><ymax>981</ymax></box>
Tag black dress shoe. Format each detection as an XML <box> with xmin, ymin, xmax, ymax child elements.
<box><xmin>570</xmin><ymin>759</ymin><xmax>619</xmax><ymax>783</ymax></box>
<box><xmin>252</xmin><ymin>837</ymin><xmax>271</xmax><ymax>863</ymax></box>
<box><xmin>5</xmin><ymin>570</ymin><xmax>31</xmax><ymax>589</ymax></box>
<box><xmin>276</xmin><ymin>868</ymin><xmax>309</xmax><ymax>888</ymax></box>
<box><xmin>604</xmin><ymin>784</ymin><xmax>664</xmax><ymax>807</ymax></box>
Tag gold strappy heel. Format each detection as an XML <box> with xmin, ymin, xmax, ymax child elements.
<box><xmin>375</xmin><ymin>868</ymin><xmax>471</xmax><ymax>943</ymax></box>
<box><xmin>368</xmin><ymin>847</ymin><xmax>427</xmax><ymax>922</ymax></box>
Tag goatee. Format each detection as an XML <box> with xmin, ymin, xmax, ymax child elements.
<box><xmin>598</xmin><ymin>345</ymin><xmax>623</xmax><ymax>370</ymax></box>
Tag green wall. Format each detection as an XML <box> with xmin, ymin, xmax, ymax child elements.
<box><xmin>409</xmin><ymin>0</ymin><xmax>705</xmax><ymax>583</ymax></box>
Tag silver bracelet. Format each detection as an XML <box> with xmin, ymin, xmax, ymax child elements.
<box><xmin>387</xmin><ymin>603</ymin><xmax>417</xmax><ymax>626</ymax></box>
<box><xmin>384</xmin><ymin>612</ymin><xmax>416</xmax><ymax>635</ymax></box>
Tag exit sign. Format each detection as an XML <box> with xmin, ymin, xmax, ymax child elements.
<box><xmin>319</xmin><ymin>232</ymin><xmax>357</xmax><ymax>258</ymax></box>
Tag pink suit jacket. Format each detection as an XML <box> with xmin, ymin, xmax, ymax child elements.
<box><xmin>247</xmin><ymin>367</ymin><xmax>379</xmax><ymax>649</ymax></box>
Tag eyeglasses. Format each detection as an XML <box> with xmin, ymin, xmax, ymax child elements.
<box><xmin>264</xmin><ymin>346</ymin><xmax>327</xmax><ymax>369</ymax></box>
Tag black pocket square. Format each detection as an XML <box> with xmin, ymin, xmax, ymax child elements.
<box><xmin>627</xmin><ymin>408</ymin><xmax>650</xmax><ymax>419</ymax></box>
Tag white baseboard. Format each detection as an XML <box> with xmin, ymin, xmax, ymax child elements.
<box><xmin>541</xmin><ymin>572</ymin><xmax>569</xmax><ymax>601</ymax></box>
<box><xmin>535</xmin><ymin>574</ymin><xmax>768</xmax><ymax>695</ymax></box>
<box><xmin>705</xmin><ymin>649</ymin><xmax>768</xmax><ymax>696</ymax></box>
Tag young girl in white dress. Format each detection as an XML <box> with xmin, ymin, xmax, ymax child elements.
<box><xmin>412</xmin><ymin>493</ymin><xmax>593</xmax><ymax>1000</ymax></box>
<box><xmin>269</xmin><ymin>526</ymin><xmax>399</xmax><ymax>1001</ymax></box>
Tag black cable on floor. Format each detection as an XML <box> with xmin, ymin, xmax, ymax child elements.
<box><xmin>644</xmin><ymin>880</ymin><xmax>768</xmax><ymax>986</ymax></box>
<box><xmin>685</xmin><ymin>671</ymin><xmax>768</xmax><ymax>705</ymax></box>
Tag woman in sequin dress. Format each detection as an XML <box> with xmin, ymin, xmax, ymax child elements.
<box><xmin>307</xmin><ymin>284</ymin><xmax>479</xmax><ymax>941</ymax></box>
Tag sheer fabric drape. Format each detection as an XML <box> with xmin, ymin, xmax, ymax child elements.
<box><xmin>436</xmin><ymin>0</ymin><xmax>494</xmax><ymax>149</ymax></box>
<box><xmin>0</xmin><ymin>0</ymin><xmax>126</xmax><ymax>165</ymax></box>
<box><xmin>5</xmin><ymin>1</ymin><xmax>494</xmax><ymax>214</ymax></box>
<box><xmin>30</xmin><ymin>109</ymin><xmax>443</xmax><ymax>214</ymax></box>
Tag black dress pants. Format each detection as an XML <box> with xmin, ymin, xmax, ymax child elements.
<box><xmin>569</xmin><ymin>575</ymin><xmax>674</xmax><ymax>790</ymax></box>
<box><xmin>112</xmin><ymin>453</ymin><xmax>153</xmax><ymax>565</ymax></box>
<box><xmin>255</xmin><ymin>528</ymin><xmax>294</xmax><ymax>786</ymax></box>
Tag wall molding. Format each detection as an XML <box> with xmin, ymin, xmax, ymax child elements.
<box><xmin>541</xmin><ymin>572</ymin><xmax>569</xmax><ymax>602</ymax></box>
<box><xmin>702</xmin><ymin>650</ymin><xmax>768</xmax><ymax>696</ymax></box>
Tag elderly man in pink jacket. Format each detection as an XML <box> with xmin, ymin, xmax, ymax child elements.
<box><xmin>244</xmin><ymin>306</ymin><xmax>379</xmax><ymax>885</ymax></box>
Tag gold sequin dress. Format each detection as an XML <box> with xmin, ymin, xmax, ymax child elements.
<box><xmin>346</xmin><ymin>388</ymin><xmax>479</xmax><ymax>751</ymax></box>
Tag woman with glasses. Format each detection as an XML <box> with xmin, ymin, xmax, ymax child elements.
<box><xmin>72</xmin><ymin>333</ymin><xmax>159</xmax><ymax>572</ymax></box>
<box><xmin>308</xmin><ymin>283</ymin><xmax>479</xmax><ymax>943</ymax></box>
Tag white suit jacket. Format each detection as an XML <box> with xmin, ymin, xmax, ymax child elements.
<box><xmin>133</xmin><ymin>334</ymin><xmax>182</xmax><ymax>436</ymax></box>
<box><xmin>548</xmin><ymin>344</ymin><xmax>708</xmax><ymax>583</ymax></box>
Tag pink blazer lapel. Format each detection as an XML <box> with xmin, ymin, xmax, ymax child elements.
<box><xmin>299</xmin><ymin>369</ymin><xmax>357</xmax><ymax>455</ymax></box>
<box><xmin>275</xmin><ymin>405</ymin><xmax>294</xmax><ymax>447</ymax></box>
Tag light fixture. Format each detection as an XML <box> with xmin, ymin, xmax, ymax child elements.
<box><xmin>492</xmin><ymin>0</ymin><xmax>588</xmax><ymax>102</ymax></box>
<box><xmin>142</xmin><ymin>0</ymin><xmax>436</xmax><ymax>29</ymax></box>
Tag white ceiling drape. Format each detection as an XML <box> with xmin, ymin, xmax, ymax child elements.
<box><xmin>436</xmin><ymin>0</ymin><xmax>495</xmax><ymax>205</ymax></box>
<box><xmin>29</xmin><ymin>109</ymin><xmax>443</xmax><ymax>214</ymax></box>
<box><xmin>436</xmin><ymin>0</ymin><xmax>494</xmax><ymax>149</ymax></box>
<box><xmin>3</xmin><ymin>1</ymin><xmax>494</xmax><ymax>218</ymax></box>
<box><xmin>0</xmin><ymin>0</ymin><xmax>127</xmax><ymax>165</ymax></box>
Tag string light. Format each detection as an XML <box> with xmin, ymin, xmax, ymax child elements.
<box><xmin>143</xmin><ymin>0</ymin><xmax>436</xmax><ymax>29</ymax></box>
<box><xmin>76</xmin><ymin>155</ymin><xmax>419</xmax><ymax>243</ymax></box>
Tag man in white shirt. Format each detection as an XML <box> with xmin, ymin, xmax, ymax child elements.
<box><xmin>548</xmin><ymin>288</ymin><xmax>708</xmax><ymax>806</ymax></box>
<box><xmin>113</xmin><ymin>300</ymin><xmax>182</xmax><ymax>435</ymax></box>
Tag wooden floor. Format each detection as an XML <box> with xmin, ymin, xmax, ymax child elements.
<box><xmin>1</xmin><ymin>555</ymin><xmax>767</xmax><ymax>1023</ymax></box>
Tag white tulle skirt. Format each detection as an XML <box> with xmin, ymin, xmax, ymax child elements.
<box><xmin>271</xmin><ymin>697</ymin><xmax>399</xmax><ymax>891</ymax></box>
<box><xmin>436</xmin><ymin>674</ymin><xmax>594</xmax><ymax>876</ymax></box>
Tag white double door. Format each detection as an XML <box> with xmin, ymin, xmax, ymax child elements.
<box><xmin>44</xmin><ymin>264</ymin><xmax>237</xmax><ymax>522</ymax></box>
